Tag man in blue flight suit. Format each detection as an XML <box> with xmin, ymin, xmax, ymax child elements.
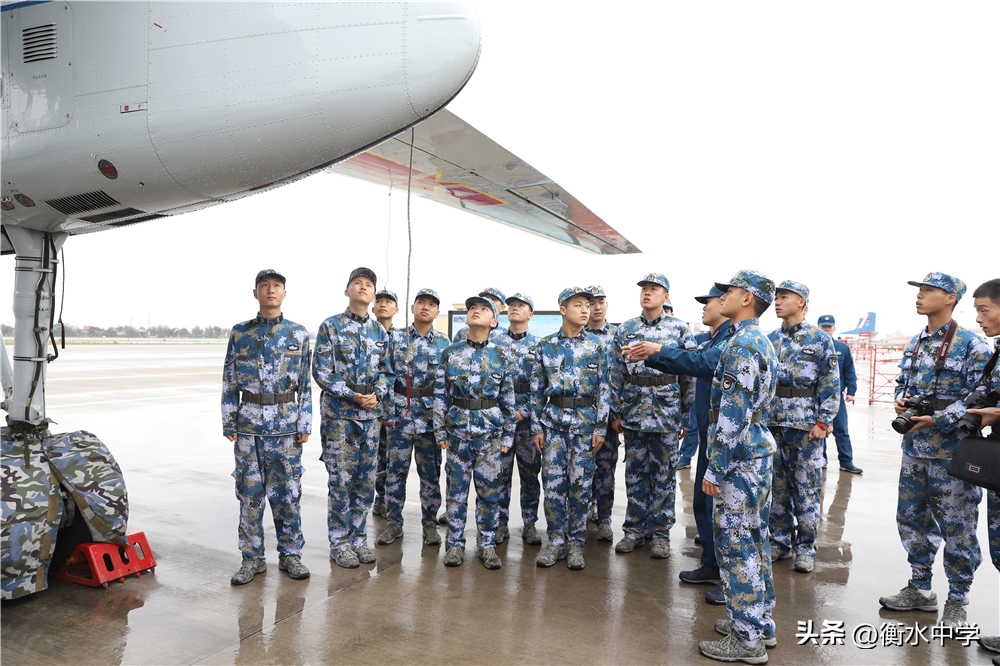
<box><xmin>880</xmin><ymin>272</ymin><xmax>992</xmax><ymax>628</ymax></box>
<box><xmin>532</xmin><ymin>287</ymin><xmax>610</xmax><ymax>570</ymax></box>
<box><xmin>499</xmin><ymin>292</ymin><xmax>543</xmax><ymax>546</ymax></box>
<box><xmin>626</xmin><ymin>284</ymin><xmax>732</xmax><ymax>606</ymax></box>
<box><xmin>223</xmin><ymin>269</ymin><xmax>312</xmax><ymax>585</ymax></box>
<box><xmin>816</xmin><ymin>314</ymin><xmax>863</xmax><ymax>474</ymax></box>
<box><xmin>434</xmin><ymin>295</ymin><xmax>516</xmax><ymax>570</ymax></box>
<box><xmin>313</xmin><ymin>267</ymin><xmax>395</xmax><ymax>569</ymax></box>
<box><xmin>767</xmin><ymin>280</ymin><xmax>840</xmax><ymax>575</ymax></box>
<box><xmin>698</xmin><ymin>270</ymin><xmax>779</xmax><ymax>664</ymax></box>
<box><xmin>584</xmin><ymin>285</ymin><xmax>619</xmax><ymax>542</ymax></box>
<box><xmin>372</xmin><ymin>287</ymin><xmax>399</xmax><ymax>518</ymax></box>
<box><xmin>377</xmin><ymin>288</ymin><xmax>451</xmax><ymax>547</ymax></box>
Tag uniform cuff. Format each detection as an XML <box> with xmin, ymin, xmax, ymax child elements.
<box><xmin>703</xmin><ymin>469</ymin><xmax>722</xmax><ymax>486</ymax></box>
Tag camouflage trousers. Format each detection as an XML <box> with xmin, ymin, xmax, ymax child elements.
<box><xmin>384</xmin><ymin>428</ymin><xmax>442</xmax><ymax>527</ymax></box>
<box><xmin>233</xmin><ymin>435</ymin><xmax>304</xmax><ymax>561</ymax></box>
<box><xmin>445</xmin><ymin>433</ymin><xmax>502</xmax><ymax>549</ymax></box>
<box><xmin>713</xmin><ymin>456</ymin><xmax>776</xmax><ymax>646</ymax></box>
<box><xmin>897</xmin><ymin>454</ymin><xmax>982</xmax><ymax>602</ymax></box>
<box><xmin>591</xmin><ymin>424</ymin><xmax>620</xmax><ymax>526</ymax></box>
<box><xmin>622</xmin><ymin>429</ymin><xmax>679</xmax><ymax>540</ymax></box>
<box><xmin>499</xmin><ymin>421</ymin><xmax>542</xmax><ymax>527</ymax></box>
<box><xmin>320</xmin><ymin>418</ymin><xmax>380</xmax><ymax>553</ymax></box>
<box><xmin>374</xmin><ymin>423</ymin><xmax>388</xmax><ymax>502</ymax></box>
<box><xmin>769</xmin><ymin>426</ymin><xmax>823</xmax><ymax>557</ymax></box>
<box><xmin>990</xmin><ymin>490</ymin><xmax>1000</xmax><ymax>571</ymax></box>
<box><xmin>542</xmin><ymin>428</ymin><xmax>597</xmax><ymax>547</ymax></box>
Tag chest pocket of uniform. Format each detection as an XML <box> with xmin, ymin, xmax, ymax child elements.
<box><xmin>277</xmin><ymin>348</ymin><xmax>303</xmax><ymax>377</ymax></box>
<box><xmin>581</xmin><ymin>365</ymin><xmax>599</xmax><ymax>395</ymax></box>
<box><xmin>483</xmin><ymin>372</ymin><xmax>502</xmax><ymax>398</ymax></box>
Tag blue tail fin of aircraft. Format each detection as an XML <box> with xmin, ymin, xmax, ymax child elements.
<box><xmin>843</xmin><ymin>312</ymin><xmax>876</xmax><ymax>335</ymax></box>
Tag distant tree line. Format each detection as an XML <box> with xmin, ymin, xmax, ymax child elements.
<box><xmin>0</xmin><ymin>323</ymin><xmax>229</xmax><ymax>338</ymax></box>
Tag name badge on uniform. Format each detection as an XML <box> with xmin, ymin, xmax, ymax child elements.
<box><xmin>722</xmin><ymin>372</ymin><xmax>737</xmax><ymax>393</ymax></box>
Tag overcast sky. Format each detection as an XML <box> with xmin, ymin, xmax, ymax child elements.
<box><xmin>7</xmin><ymin>1</ymin><xmax>998</xmax><ymax>336</ymax></box>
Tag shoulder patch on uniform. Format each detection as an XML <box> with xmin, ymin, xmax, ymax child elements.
<box><xmin>722</xmin><ymin>372</ymin><xmax>737</xmax><ymax>393</ymax></box>
<box><xmin>490</xmin><ymin>372</ymin><xmax>502</xmax><ymax>381</ymax></box>
<box><xmin>287</xmin><ymin>344</ymin><xmax>300</xmax><ymax>352</ymax></box>
<box><xmin>830</xmin><ymin>355</ymin><xmax>838</xmax><ymax>368</ymax></box>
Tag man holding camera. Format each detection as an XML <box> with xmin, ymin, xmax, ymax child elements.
<box><xmin>880</xmin><ymin>273</ymin><xmax>992</xmax><ymax>627</ymax></box>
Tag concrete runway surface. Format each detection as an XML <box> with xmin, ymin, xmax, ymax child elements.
<box><xmin>1</xmin><ymin>343</ymin><xmax>997</xmax><ymax>665</ymax></box>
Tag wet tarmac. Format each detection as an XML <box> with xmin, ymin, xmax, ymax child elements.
<box><xmin>2</xmin><ymin>343</ymin><xmax>997</xmax><ymax>665</ymax></box>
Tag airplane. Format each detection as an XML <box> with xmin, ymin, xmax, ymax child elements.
<box><xmin>840</xmin><ymin>312</ymin><xmax>877</xmax><ymax>337</ymax></box>
<box><xmin>0</xmin><ymin>0</ymin><xmax>640</xmax><ymax>599</ymax></box>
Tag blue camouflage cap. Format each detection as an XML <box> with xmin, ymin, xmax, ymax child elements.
<box><xmin>907</xmin><ymin>272</ymin><xmax>967</xmax><ymax>300</ymax></box>
<box><xmin>465</xmin><ymin>295</ymin><xmax>499</xmax><ymax>320</ymax></box>
<box><xmin>664</xmin><ymin>298</ymin><xmax>674</xmax><ymax>311</ymax></box>
<box><xmin>637</xmin><ymin>273</ymin><xmax>670</xmax><ymax>291</ymax></box>
<box><xmin>694</xmin><ymin>285</ymin><xmax>726</xmax><ymax>304</ymax></box>
<box><xmin>254</xmin><ymin>268</ymin><xmax>286</xmax><ymax>286</ymax></box>
<box><xmin>818</xmin><ymin>314</ymin><xmax>836</xmax><ymax>326</ymax></box>
<box><xmin>479</xmin><ymin>287</ymin><xmax>506</xmax><ymax>304</ymax></box>
<box><xmin>414</xmin><ymin>288</ymin><xmax>441</xmax><ymax>305</ymax></box>
<box><xmin>586</xmin><ymin>285</ymin><xmax>607</xmax><ymax>298</ymax></box>
<box><xmin>506</xmin><ymin>292</ymin><xmax>534</xmax><ymax>311</ymax></box>
<box><xmin>347</xmin><ymin>266</ymin><xmax>377</xmax><ymax>288</ymax></box>
<box><xmin>558</xmin><ymin>286</ymin><xmax>592</xmax><ymax>306</ymax></box>
<box><xmin>715</xmin><ymin>270</ymin><xmax>776</xmax><ymax>305</ymax></box>
<box><xmin>776</xmin><ymin>280</ymin><xmax>810</xmax><ymax>303</ymax></box>
<box><xmin>375</xmin><ymin>288</ymin><xmax>397</xmax><ymax>303</ymax></box>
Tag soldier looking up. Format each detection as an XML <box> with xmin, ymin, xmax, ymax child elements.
<box><xmin>371</xmin><ymin>287</ymin><xmax>398</xmax><ymax>519</ymax></box>
<box><xmin>585</xmin><ymin>285</ymin><xmax>620</xmax><ymax>543</ymax></box>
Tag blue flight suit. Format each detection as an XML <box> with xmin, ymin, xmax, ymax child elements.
<box><xmin>704</xmin><ymin>318</ymin><xmax>778</xmax><ymax>646</ymax></box>
<box><xmin>824</xmin><ymin>338</ymin><xmax>858</xmax><ymax>467</ymax></box>
<box><xmin>644</xmin><ymin>320</ymin><xmax>732</xmax><ymax>573</ymax></box>
<box><xmin>678</xmin><ymin>336</ymin><xmax>709</xmax><ymax>465</ymax></box>
<box><xmin>500</xmin><ymin>328</ymin><xmax>543</xmax><ymax>529</ymax></box>
<box><xmin>222</xmin><ymin>314</ymin><xmax>312</xmax><ymax>562</ymax></box>
<box><xmin>585</xmin><ymin>321</ymin><xmax>619</xmax><ymax>526</ymax></box>
<box><xmin>895</xmin><ymin>322</ymin><xmax>992</xmax><ymax>603</ymax></box>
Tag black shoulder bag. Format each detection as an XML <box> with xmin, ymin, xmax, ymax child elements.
<box><xmin>946</xmin><ymin>346</ymin><xmax>1000</xmax><ymax>494</ymax></box>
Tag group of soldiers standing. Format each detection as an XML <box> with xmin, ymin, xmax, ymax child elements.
<box><xmin>221</xmin><ymin>265</ymin><xmax>1000</xmax><ymax>665</ymax></box>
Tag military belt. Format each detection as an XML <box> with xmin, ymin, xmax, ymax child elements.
<box><xmin>548</xmin><ymin>395</ymin><xmax>595</xmax><ymax>408</ymax></box>
<box><xmin>394</xmin><ymin>380</ymin><xmax>434</xmax><ymax>399</ymax></box>
<box><xmin>626</xmin><ymin>373</ymin><xmax>677</xmax><ymax>387</ymax></box>
<box><xmin>241</xmin><ymin>391</ymin><xmax>295</xmax><ymax>405</ymax></box>
<box><xmin>708</xmin><ymin>409</ymin><xmax>765</xmax><ymax>425</ymax></box>
<box><xmin>775</xmin><ymin>387</ymin><xmax>817</xmax><ymax>398</ymax></box>
<box><xmin>452</xmin><ymin>398</ymin><xmax>498</xmax><ymax>410</ymax></box>
<box><xmin>514</xmin><ymin>382</ymin><xmax>532</xmax><ymax>394</ymax></box>
<box><xmin>346</xmin><ymin>381</ymin><xmax>374</xmax><ymax>394</ymax></box>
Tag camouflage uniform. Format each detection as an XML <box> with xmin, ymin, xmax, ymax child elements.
<box><xmin>585</xmin><ymin>314</ymin><xmax>620</xmax><ymax>527</ymax></box>
<box><xmin>766</xmin><ymin>282</ymin><xmax>841</xmax><ymax>559</ymax></box>
<box><xmin>222</xmin><ymin>314</ymin><xmax>312</xmax><ymax>562</ymax></box>
<box><xmin>433</xmin><ymin>334</ymin><xmax>516</xmax><ymax>550</ymax></box>
<box><xmin>500</xmin><ymin>323</ymin><xmax>543</xmax><ymax>530</ymax></box>
<box><xmin>977</xmin><ymin>344</ymin><xmax>1000</xmax><ymax>570</ymax></box>
<box><xmin>385</xmin><ymin>322</ymin><xmax>451</xmax><ymax>527</ymax></box>
<box><xmin>704</xmin><ymin>271</ymin><xmax>779</xmax><ymax>648</ymax></box>
<box><xmin>313</xmin><ymin>308</ymin><xmax>394</xmax><ymax>554</ymax></box>
<box><xmin>610</xmin><ymin>278</ymin><xmax>695</xmax><ymax>543</ymax></box>
<box><xmin>530</xmin><ymin>321</ymin><xmax>610</xmax><ymax>547</ymax></box>
<box><xmin>894</xmin><ymin>306</ymin><xmax>991</xmax><ymax>603</ymax></box>
<box><xmin>373</xmin><ymin>288</ymin><xmax>399</xmax><ymax>512</ymax></box>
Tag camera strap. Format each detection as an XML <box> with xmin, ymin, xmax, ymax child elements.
<box><xmin>983</xmin><ymin>347</ymin><xmax>999</xmax><ymax>391</ymax></box>
<box><xmin>906</xmin><ymin>319</ymin><xmax>958</xmax><ymax>396</ymax></box>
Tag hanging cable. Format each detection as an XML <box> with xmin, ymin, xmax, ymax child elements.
<box><xmin>383</xmin><ymin>150</ymin><xmax>393</xmax><ymax>290</ymax></box>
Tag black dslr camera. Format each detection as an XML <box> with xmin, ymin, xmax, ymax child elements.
<box><xmin>892</xmin><ymin>395</ymin><xmax>935</xmax><ymax>434</ymax></box>
<box><xmin>956</xmin><ymin>390</ymin><xmax>1000</xmax><ymax>433</ymax></box>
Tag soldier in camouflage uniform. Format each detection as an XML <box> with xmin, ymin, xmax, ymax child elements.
<box><xmin>879</xmin><ymin>273</ymin><xmax>992</xmax><ymax>628</ymax></box>
<box><xmin>766</xmin><ymin>281</ymin><xmax>840</xmax><ymax>575</ymax></box>
<box><xmin>376</xmin><ymin>288</ymin><xmax>451</xmax><ymax>547</ymax></box>
<box><xmin>498</xmin><ymin>293</ymin><xmax>543</xmax><ymax>546</ymax></box>
<box><xmin>531</xmin><ymin>288</ymin><xmax>610</xmax><ymax>570</ymax></box>
<box><xmin>313</xmin><ymin>267</ymin><xmax>395</xmax><ymax>569</ymax></box>
<box><xmin>222</xmin><ymin>269</ymin><xmax>312</xmax><ymax>584</ymax></box>
<box><xmin>697</xmin><ymin>270</ymin><xmax>778</xmax><ymax>665</ymax></box>
<box><xmin>434</xmin><ymin>295</ymin><xmax>516</xmax><ymax>570</ymax></box>
<box><xmin>610</xmin><ymin>273</ymin><xmax>695</xmax><ymax>559</ymax></box>
<box><xmin>585</xmin><ymin>285</ymin><xmax>620</xmax><ymax>543</ymax></box>
<box><xmin>371</xmin><ymin>288</ymin><xmax>398</xmax><ymax>518</ymax></box>
<box><xmin>453</xmin><ymin>287</ymin><xmax>509</xmax><ymax>345</ymax></box>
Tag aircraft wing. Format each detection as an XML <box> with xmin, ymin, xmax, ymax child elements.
<box><xmin>326</xmin><ymin>110</ymin><xmax>640</xmax><ymax>255</ymax></box>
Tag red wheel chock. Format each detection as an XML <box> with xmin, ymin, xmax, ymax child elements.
<box><xmin>57</xmin><ymin>532</ymin><xmax>157</xmax><ymax>589</ymax></box>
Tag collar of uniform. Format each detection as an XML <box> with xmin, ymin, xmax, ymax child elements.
<box><xmin>465</xmin><ymin>338</ymin><xmax>489</xmax><ymax>350</ymax></box>
<box><xmin>640</xmin><ymin>314</ymin><xmax>664</xmax><ymax>327</ymax></box>
<box><xmin>508</xmin><ymin>329</ymin><xmax>528</xmax><ymax>341</ymax></box>
<box><xmin>924</xmin><ymin>321</ymin><xmax>954</xmax><ymax>339</ymax></box>
<box><xmin>586</xmin><ymin>322</ymin><xmax>608</xmax><ymax>334</ymax></box>
<box><xmin>710</xmin><ymin>319</ymin><xmax>731</xmax><ymax>343</ymax></box>
<box><xmin>344</xmin><ymin>309</ymin><xmax>370</xmax><ymax>324</ymax></box>
<box><xmin>407</xmin><ymin>324</ymin><xmax>433</xmax><ymax>340</ymax></box>
<box><xmin>782</xmin><ymin>322</ymin><xmax>803</xmax><ymax>335</ymax></box>
<box><xmin>557</xmin><ymin>328</ymin><xmax>587</xmax><ymax>340</ymax></box>
<box><xmin>255</xmin><ymin>313</ymin><xmax>283</xmax><ymax>326</ymax></box>
<box><xmin>730</xmin><ymin>318</ymin><xmax>759</xmax><ymax>335</ymax></box>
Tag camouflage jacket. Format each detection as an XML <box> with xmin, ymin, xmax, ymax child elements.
<box><xmin>585</xmin><ymin>321</ymin><xmax>618</xmax><ymax>349</ymax></box>
<box><xmin>387</xmin><ymin>324</ymin><xmax>451</xmax><ymax>435</ymax></box>
<box><xmin>704</xmin><ymin>319</ymin><xmax>778</xmax><ymax>485</ymax></box>
<box><xmin>506</xmin><ymin>328</ymin><xmax>540</xmax><ymax>419</ymax></box>
<box><xmin>433</xmin><ymin>338</ymin><xmax>516</xmax><ymax>448</ymax></box>
<box><xmin>974</xmin><ymin>342</ymin><xmax>1000</xmax><ymax>437</ymax></box>
<box><xmin>222</xmin><ymin>315</ymin><xmax>312</xmax><ymax>436</ymax></box>
<box><xmin>313</xmin><ymin>309</ymin><xmax>394</xmax><ymax>422</ymax></box>
<box><xmin>454</xmin><ymin>323</ymin><xmax>509</xmax><ymax>347</ymax></box>
<box><xmin>530</xmin><ymin>329</ymin><xmax>610</xmax><ymax>436</ymax></box>
<box><xmin>610</xmin><ymin>313</ymin><xmax>695</xmax><ymax>433</ymax></box>
<box><xmin>766</xmin><ymin>321</ymin><xmax>841</xmax><ymax>431</ymax></box>
<box><xmin>895</xmin><ymin>322</ymin><xmax>992</xmax><ymax>459</ymax></box>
